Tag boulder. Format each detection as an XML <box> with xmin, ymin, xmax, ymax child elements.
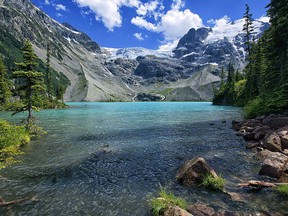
<box><xmin>176</xmin><ymin>157</ymin><xmax>218</xmax><ymax>186</ymax></box>
<box><xmin>164</xmin><ymin>205</ymin><xmax>192</xmax><ymax>216</ymax></box>
<box><xmin>262</xmin><ymin>115</ymin><xmax>288</xmax><ymax>129</ymax></box>
<box><xmin>253</xmin><ymin>126</ymin><xmax>271</xmax><ymax>140</ymax></box>
<box><xmin>187</xmin><ymin>203</ymin><xmax>215</xmax><ymax>216</ymax></box>
<box><xmin>281</xmin><ymin>135</ymin><xmax>288</xmax><ymax>149</ymax></box>
<box><xmin>263</xmin><ymin>133</ymin><xmax>282</xmax><ymax>152</ymax></box>
<box><xmin>259</xmin><ymin>151</ymin><xmax>288</xmax><ymax>179</ymax></box>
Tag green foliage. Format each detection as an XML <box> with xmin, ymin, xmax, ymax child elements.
<box><xmin>243</xmin><ymin>3</ymin><xmax>254</xmax><ymax>57</ymax></box>
<box><xmin>0</xmin><ymin>119</ymin><xmax>30</xmax><ymax>169</ymax></box>
<box><xmin>0</xmin><ymin>57</ymin><xmax>12</xmax><ymax>104</ymax></box>
<box><xmin>202</xmin><ymin>175</ymin><xmax>225</xmax><ymax>191</ymax></box>
<box><xmin>275</xmin><ymin>184</ymin><xmax>288</xmax><ymax>197</ymax></box>
<box><xmin>213</xmin><ymin>64</ymin><xmax>236</xmax><ymax>106</ymax></box>
<box><xmin>150</xmin><ymin>188</ymin><xmax>187</xmax><ymax>216</ymax></box>
<box><xmin>13</xmin><ymin>40</ymin><xmax>46</xmax><ymax>121</ymax></box>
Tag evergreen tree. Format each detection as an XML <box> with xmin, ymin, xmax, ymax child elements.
<box><xmin>46</xmin><ymin>42</ymin><xmax>53</xmax><ymax>102</ymax></box>
<box><xmin>13</xmin><ymin>40</ymin><xmax>45</xmax><ymax>122</ymax></box>
<box><xmin>243</xmin><ymin>4</ymin><xmax>254</xmax><ymax>58</ymax></box>
<box><xmin>0</xmin><ymin>57</ymin><xmax>12</xmax><ymax>104</ymax></box>
<box><xmin>265</xmin><ymin>0</ymin><xmax>288</xmax><ymax>87</ymax></box>
<box><xmin>226</xmin><ymin>63</ymin><xmax>235</xmax><ymax>105</ymax></box>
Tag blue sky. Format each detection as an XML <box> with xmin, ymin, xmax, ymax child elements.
<box><xmin>31</xmin><ymin>0</ymin><xmax>270</xmax><ymax>51</ymax></box>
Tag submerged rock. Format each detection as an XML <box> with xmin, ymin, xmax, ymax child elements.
<box><xmin>187</xmin><ymin>203</ymin><xmax>215</xmax><ymax>216</ymax></box>
<box><xmin>176</xmin><ymin>157</ymin><xmax>218</xmax><ymax>186</ymax></box>
<box><xmin>164</xmin><ymin>205</ymin><xmax>192</xmax><ymax>216</ymax></box>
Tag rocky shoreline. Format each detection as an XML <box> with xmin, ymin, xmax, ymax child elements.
<box><xmin>233</xmin><ymin>114</ymin><xmax>288</xmax><ymax>182</ymax></box>
<box><xmin>157</xmin><ymin>114</ymin><xmax>288</xmax><ymax>216</ymax></box>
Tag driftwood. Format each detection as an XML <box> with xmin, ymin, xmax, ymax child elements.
<box><xmin>0</xmin><ymin>196</ymin><xmax>38</xmax><ymax>207</ymax></box>
<box><xmin>237</xmin><ymin>180</ymin><xmax>288</xmax><ymax>189</ymax></box>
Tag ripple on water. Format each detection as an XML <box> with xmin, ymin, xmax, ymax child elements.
<box><xmin>0</xmin><ymin>102</ymin><xmax>288</xmax><ymax>215</ymax></box>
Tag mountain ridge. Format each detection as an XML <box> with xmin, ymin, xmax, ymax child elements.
<box><xmin>0</xmin><ymin>0</ymin><xmax>269</xmax><ymax>102</ymax></box>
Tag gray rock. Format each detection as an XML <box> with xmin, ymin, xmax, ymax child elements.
<box><xmin>176</xmin><ymin>157</ymin><xmax>218</xmax><ymax>186</ymax></box>
<box><xmin>263</xmin><ymin>133</ymin><xmax>282</xmax><ymax>152</ymax></box>
<box><xmin>259</xmin><ymin>151</ymin><xmax>288</xmax><ymax>179</ymax></box>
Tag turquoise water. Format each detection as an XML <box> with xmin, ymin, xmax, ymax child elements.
<box><xmin>0</xmin><ymin>102</ymin><xmax>287</xmax><ymax>215</ymax></box>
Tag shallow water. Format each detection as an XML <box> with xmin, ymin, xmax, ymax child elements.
<box><xmin>0</xmin><ymin>102</ymin><xmax>287</xmax><ymax>215</ymax></box>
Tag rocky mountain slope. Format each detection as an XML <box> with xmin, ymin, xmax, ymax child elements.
<box><xmin>0</xmin><ymin>0</ymin><xmax>269</xmax><ymax>101</ymax></box>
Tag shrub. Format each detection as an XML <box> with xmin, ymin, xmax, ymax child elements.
<box><xmin>276</xmin><ymin>184</ymin><xmax>288</xmax><ymax>197</ymax></box>
<box><xmin>202</xmin><ymin>174</ymin><xmax>225</xmax><ymax>191</ymax></box>
<box><xmin>0</xmin><ymin>119</ymin><xmax>30</xmax><ymax>169</ymax></box>
<box><xmin>150</xmin><ymin>188</ymin><xmax>187</xmax><ymax>216</ymax></box>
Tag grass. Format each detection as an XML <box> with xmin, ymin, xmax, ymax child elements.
<box><xmin>150</xmin><ymin>188</ymin><xmax>187</xmax><ymax>216</ymax></box>
<box><xmin>202</xmin><ymin>174</ymin><xmax>226</xmax><ymax>191</ymax></box>
<box><xmin>276</xmin><ymin>185</ymin><xmax>288</xmax><ymax>197</ymax></box>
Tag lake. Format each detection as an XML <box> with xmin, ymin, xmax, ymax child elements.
<box><xmin>0</xmin><ymin>102</ymin><xmax>287</xmax><ymax>215</ymax></box>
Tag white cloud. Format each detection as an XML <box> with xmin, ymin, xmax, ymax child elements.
<box><xmin>73</xmin><ymin>0</ymin><xmax>141</xmax><ymax>31</ymax></box>
<box><xmin>131</xmin><ymin>0</ymin><xmax>203</xmax><ymax>50</ymax></box>
<box><xmin>56</xmin><ymin>13</ymin><xmax>63</xmax><ymax>18</ymax></box>
<box><xmin>136</xmin><ymin>0</ymin><xmax>159</xmax><ymax>16</ymax></box>
<box><xmin>131</xmin><ymin>16</ymin><xmax>158</xmax><ymax>31</ymax></box>
<box><xmin>207</xmin><ymin>15</ymin><xmax>231</xmax><ymax>27</ymax></box>
<box><xmin>55</xmin><ymin>4</ymin><xmax>67</xmax><ymax>11</ymax></box>
<box><xmin>157</xmin><ymin>40</ymin><xmax>179</xmax><ymax>52</ymax></box>
<box><xmin>133</xmin><ymin>32</ymin><xmax>144</xmax><ymax>41</ymax></box>
<box><xmin>159</xmin><ymin>9</ymin><xmax>203</xmax><ymax>40</ymax></box>
<box><xmin>44</xmin><ymin>0</ymin><xmax>51</xmax><ymax>5</ymax></box>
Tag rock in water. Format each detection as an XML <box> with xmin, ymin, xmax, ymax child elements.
<box><xmin>259</xmin><ymin>151</ymin><xmax>288</xmax><ymax>179</ymax></box>
<box><xmin>176</xmin><ymin>157</ymin><xmax>218</xmax><ymax>186</ymax></box>
<box><xmin>164</xmin><ymin>206</ymin><xmax>192</xmax><ymax>216</ymax></box>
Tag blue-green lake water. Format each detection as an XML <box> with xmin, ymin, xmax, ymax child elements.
<box><xmin>0</xmin><ymin>102</ymin><xmax>287</xmax><ymax>215</ymax></box>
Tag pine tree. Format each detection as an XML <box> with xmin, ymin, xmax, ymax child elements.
<box><xmin>13</xmin><ymin>40</ymin><xmax>46</xmax><ymax>122</ymax></box>
<box><xmin>226</xmin><ymin>63</ymin><xmax>235</xmax><ymax>105</ymax></box>
<box><xmin>46</xmin><ymin>42</ymin><xmax>53</xmax><ymax>102</ymax></box>
<box><xmin>266</xmin><ymin>0</ymin><xmax>288</xmax><ymax>87</ymax></box>
<box><xmin>0</xmin><ymin>57</ymin><xmax>12</xmax><ymax>105</ymax></box>
<box><xmin>243</xmin><ymin>4</ymin><xmax>254</xmax><ymax>59</ymax></box>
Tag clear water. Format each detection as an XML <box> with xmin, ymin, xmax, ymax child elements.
<box><xmin>0</xmin><ymin>102</ymin><xmax>287</xmax><ymax>215</ymax></box>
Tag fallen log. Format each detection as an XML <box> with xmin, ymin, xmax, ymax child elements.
<box><xmin>0</xmin><ymin>196</ymin><xmax>38</xmax><ymax>207</ymax></box>
<box><xmin>237</xmin><ymin>180</ymin><xmax>288</xmax><ymax>189</ymax></box>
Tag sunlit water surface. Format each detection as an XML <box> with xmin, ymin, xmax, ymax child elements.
<box><xmin>0</xmin><ymin>102</ymin><xmax>287</xmax><ymax>215</ymax></box>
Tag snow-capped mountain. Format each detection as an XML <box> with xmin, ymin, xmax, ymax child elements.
<box><xmin>174</xmin><ymin>18</ymin><xmax>270</xmax><ymax>69</ymax></box>
<box><xmin>0</xmin><ymin>0</ymin><xmax>270</xmax><ymax>102</ymax></box>
<box><xmin>102</xmin><ymin>47</ymin><xmax>172</xmax><ymax>60</ymax></box>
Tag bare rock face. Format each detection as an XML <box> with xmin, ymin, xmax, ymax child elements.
<box><xmin>259</xmin><ymin>150</ymin><xmax>288</xmax><ymax>179</ymax></box>
<box><xmin>281</xmin><ymin>135</ymin><xmax>288</xmax><ymax>149</ymax></box>
<box><xmin>187</xmin><ymin>203</ymin><xmax>215</xmax><ymax>216</ymax></box>
<box><xmin>164</xmin><ymin>206</ymin><xmax>192</xmax><ymax>216</ymax></box>
<box><xmin>176</xmin><ymin>157</ymin><xmax>218</xmax><ymax>186</ymax></box>
<box><xmin>263</xmin><ymin>133</ymin><xmax>282</xmax><ymax>152</ymax></box>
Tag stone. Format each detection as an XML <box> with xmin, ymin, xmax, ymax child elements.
<box><xmin>277</xmin><ymin>130</ymin><xmax>288</xmax><ymax>137</ymax></box>
<box><xmin>164</xmin><ymin>205</ymin><xmax>192</xmax><ymax>216</ymax></box>
<box><xmin>259</xmin><ymin>151</ymin><xmax>288</xmax><ymax>179</ymax></box>
<box><xmin>253</xmin><ymin>126</ymin><xmax>271</xmax><ymax>140</ymax></box>
<box><xmin>176</xmin><ymin>157</ymin><xmax>218</xmax><ymax>186</ymax></box>
<box><xmin>263</xmin><ymin>133</ymin><xmax>282</xmax><ymax>152</ymax></box>
<box><xmin>187</xmin><ymin>203</ymin><xmax>215</xmax><ymax>216</ymax></box>
<box><xmin>246</xmin><ymin>142</ymin><xmax>259</xmax><ymax>149</ymax></box>
<box><xmin>281</xmin><ymin>135</ymin><xmax>288</xmax><ymax>149</ymax></box>
<box><xmin>262</xmin><ymin>116</ymin><xmax>288</xmax><ymax>129</ymax></box>
<box><xmin>226</xmin><ymin>192</ymin><xmax>245</xmax><ymax>202</ymax></box>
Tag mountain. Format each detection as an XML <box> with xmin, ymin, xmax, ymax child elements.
<box><xmin>0</xmin><ymin>0</ymin><xmax>269</xmax><ymax>102</ymax></box>
<box><xmin>174</xmin><ymin>19</ymin><xmax>270</xmax><ymax>70</ymax></box>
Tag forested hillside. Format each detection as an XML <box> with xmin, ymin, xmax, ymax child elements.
<box><xmin>213</xmin><ymin>0</ymin><xmax>288</xmax><ymax>118</ymax></box>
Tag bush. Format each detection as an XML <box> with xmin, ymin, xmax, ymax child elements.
<box><xmin>150</xmin><ymin>188</ymin><xmax>187</xmax><ymax>216</ymax></box>
<box><xmin>276</xmin><ymin>184</ymin><xmax>288</xmax><ymax>197</ymax></box>
<box><xmin>0</xmin><ymin>119</ymin><xmax>30</xmax><ymax>169</ymax></box>
<box><xmin>202</xmin><ymin>174</ymin><xmax>225</xmax><ymax>191</ymax></box>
